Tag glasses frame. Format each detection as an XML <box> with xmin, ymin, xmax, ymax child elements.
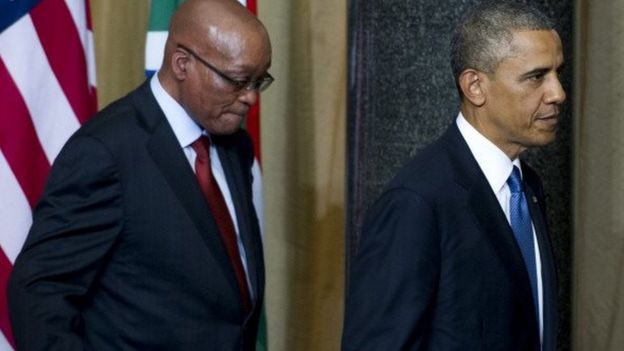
<box><xmin>177</xmin><ymin>43</ymin><xmax>273</xmax><ymax>92</ymax></box>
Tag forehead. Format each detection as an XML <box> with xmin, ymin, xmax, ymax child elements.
<box><xmin>500</xmin><ymin>29</ymin><xmax>563</xmax><ymax>69</ymax></box>
<box><xmin>202</xmin><ymin>25</ymin><xmax>271</xmax><ymax>69</ymax></box>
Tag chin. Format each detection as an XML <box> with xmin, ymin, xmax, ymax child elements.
<box><xmin>202</xmin><ymin>115</ymin><xmax>245</xmax><ymax>135</ymax></box>
<box><xmin>531</xmin><ymin>133</ymin><xmax>557</xmax><ymax>147</ymax></box>
<box><xmin>212</xmin><ymin>124</ymin><xmax>243</xmax><ymax>136</ymax></box>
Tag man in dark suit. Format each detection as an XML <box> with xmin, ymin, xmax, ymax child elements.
<box><xmin>342</xmin><ymin>2</ymin><xmax>564</xmax><ymax>350</ymax></box>
<box><xmin>8</xmin><ymin>0</ymin><xmax>272</xmax><ymax>349</ymax></box>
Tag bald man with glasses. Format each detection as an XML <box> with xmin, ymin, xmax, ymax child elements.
<box><xmin>8</xmin><ymin>0</ymin><xmax>271</xmax><ymax>350</ymax></box>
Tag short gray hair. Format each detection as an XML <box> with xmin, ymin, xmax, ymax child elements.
<box><xmin>450</xmin><ymin>1</ymin><xmax>555</xmax><ymax>91</ymax></box>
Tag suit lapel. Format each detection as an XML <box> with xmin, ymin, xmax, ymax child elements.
<box><xmin>133</xmin><ymin>83</ymin><xmax>242</xmax><ymax>304</ymax></box>
<box><xmin>444</xmin><ymin>124</ymin><xmax>535</xmax><ymax>303</ymax></box>
<box><xmin>467</xmin><ymin>176</ymin><xmax>534</xmax><ymax>301</ymax></box>
<box><xmin>215</xmin><ymin>141</ymin><xmax>263</xmax><ymax>306</ymax></box>
<box><xmin>523</xmin><ymin>166</ymin><xmax>558</xmax><ymax>350</ymax></box>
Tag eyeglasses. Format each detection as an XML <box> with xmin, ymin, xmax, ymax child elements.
<box><xmin>177</xmin><ymin>44</ymin><xmax>274</xmax><ymax>92</ymax></box>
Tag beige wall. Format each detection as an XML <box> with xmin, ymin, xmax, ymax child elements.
<box><xmin>259</xmin><ymin>0</ymin><xmax>346</xmax><ymax>349</ymax></box>
<box><xmin>573</xmin><ymin>1</ymin><xmax>624</xmax><ymax>350</ymax></box>
<box><xmin>91</xmin><ymin>0</ymin><xmax>149</xmax><ymax>108</ymax></box>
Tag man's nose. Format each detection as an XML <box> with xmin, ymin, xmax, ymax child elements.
<box><xmin>237</xmin><ymin>88</ymin><xmax>259</xmax><ymax>106</ymax></box>
<box><xmin>545</xmin><ymin>76</ymin><xmax>566</xmax><ymax>105</ymax></box>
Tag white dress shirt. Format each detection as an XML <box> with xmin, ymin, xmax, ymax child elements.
<box><xmin>150</xmin><ymin>74</ymin><xmax>253</xmax><ymax>297</ymax></box>
<box><xmin>456</xmin><ymin>112</ymin><xmax>543</xmax><ymax>344</ymax></box>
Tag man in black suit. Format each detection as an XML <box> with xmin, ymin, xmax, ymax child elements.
<box><xmin>8</xmin><ymin>0</ymin><xmax>272</xmax><ymax>349</ymax></box>
<box><xmin>342</xmin><ymin>2</ymin><xmax>564</xmax><ymax>350</ymax></box>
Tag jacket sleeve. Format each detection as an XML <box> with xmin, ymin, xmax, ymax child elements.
<box><xmin>342</xmin><ymin>188</ymin><xmax>440</xmax><ymax>351</ymax></box>
<box><xmin>8</xmin><ymin>135</ymin><xmax>123</xmax><ymax>351</ymax></box>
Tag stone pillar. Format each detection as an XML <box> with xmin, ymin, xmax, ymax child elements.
<box><xmin>346</xmin><ymin>1</ymin><xmax>573</xmax><ymax>349</ymax></box>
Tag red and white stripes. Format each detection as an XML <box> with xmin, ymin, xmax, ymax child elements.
<box><xmin>0</xmin><ymin>0</ymin><xmax>96</xmax><ymax>349</ymax></box>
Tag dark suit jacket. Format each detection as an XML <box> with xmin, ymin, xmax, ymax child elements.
<box><xmin>8</xmin><ymin>81</ymin><xmax>264</xmax><ymax>351</ymax></box>
<box><xmin>341</xmin><ymin>123</ymin><xmax>557</xmax><ymax>351</ymax></box>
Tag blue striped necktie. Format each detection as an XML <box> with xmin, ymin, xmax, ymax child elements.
<box><xmin>507</xmin><ymin>166</ymin><xmax>539</xmax><ymax>317</ymax></box>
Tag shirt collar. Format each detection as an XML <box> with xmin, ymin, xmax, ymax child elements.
<box><xmin>456</xmin><ymin>112</ymin><xmax>522</xmax><ymax>194</ymax></box>
<box><xmin>150</xmin><ymin>73</ymin><xmax>203</xmax><ymax>148</ymax></box>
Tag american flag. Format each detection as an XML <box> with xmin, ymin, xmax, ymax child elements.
<box><xmin>0</xmin><ymin>0</ymin><xmax>97</xmax><ymax>349</ymax></box>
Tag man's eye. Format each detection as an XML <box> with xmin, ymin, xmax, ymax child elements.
<box><xmin>530</xmin><ymin>74</ymin><xmax>545</xmax><ymax>81</ymax></box>
<box><xmin>233</xmin><ymin>80</ymin><xmax>249</xmax><ymax>88</ymax></box>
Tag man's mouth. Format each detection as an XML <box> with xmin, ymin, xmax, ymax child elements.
<box><xmin>535</xmin><ymin>112</ymin><xmax>559</xmax><ymax>128</ymax></box>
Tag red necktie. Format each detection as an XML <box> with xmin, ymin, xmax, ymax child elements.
<box><xmin>192</xmin><ymin>136</ymin><xmax>251</xmax><ymax>313</ymax></box>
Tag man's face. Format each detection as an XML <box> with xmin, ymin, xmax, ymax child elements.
<box><xmin>479</xmin><ymin>29</ymin><xmax>565</xmax><ymax>157</ymax></box>
<box><xmin>180</xmin><ymin>29</ymin><xmax>272</xmax><ymax>135</ymax></box>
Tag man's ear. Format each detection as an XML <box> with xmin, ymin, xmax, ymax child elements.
<box><xmin>458</xmin><ymin>69</ymin><xmax>486</xmax><ymax>107</ymax></box>
<box><xmin>171</xmin><ymin>49</ymin><xmax>190</xmax><ymax>80</ymax></box>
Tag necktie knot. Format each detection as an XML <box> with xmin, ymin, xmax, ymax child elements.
<box><xmin>507</xmin><ymin>166</ymin><xmax>523</xmax><ymax>193</ymax></box>
<box><xmin>192</xmin><ymin>136</ymin><xmax>211</xmax><ymax>161</ymax></box>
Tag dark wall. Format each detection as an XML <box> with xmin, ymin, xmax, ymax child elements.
<box><xmin>346</xmin><ymin>1</ymin><xmax>573</xmax><ymax>349</ymax></box>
